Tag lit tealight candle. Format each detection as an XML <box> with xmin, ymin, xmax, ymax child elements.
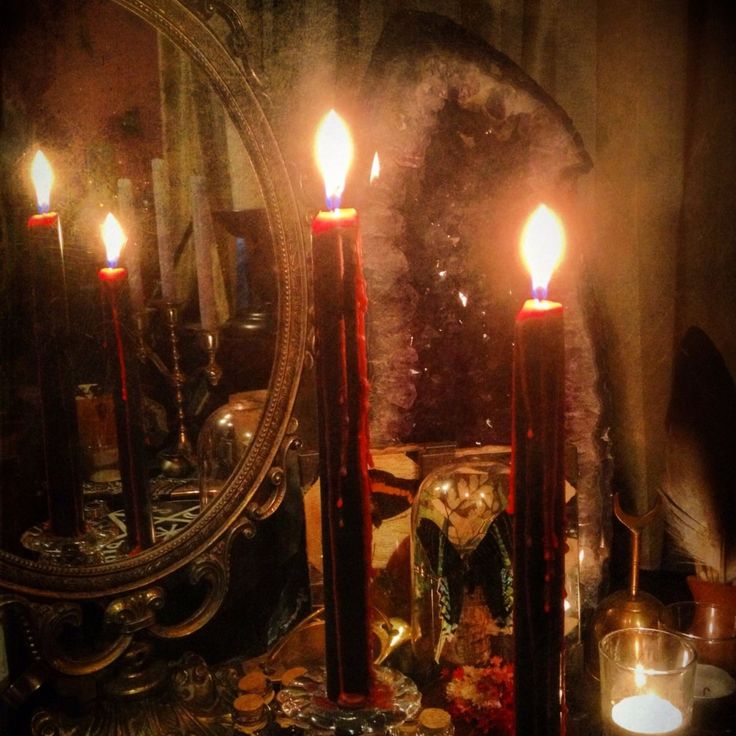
<box><xmin>611</xmin><ymin>693</ymin><xmax>683</xmax><ymax>734</ymax></box>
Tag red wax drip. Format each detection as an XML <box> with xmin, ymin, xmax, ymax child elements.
<box><xmin>511</xmin><ymin>298</ymin><xmax>566</xmax><ymax>736</ymax></box>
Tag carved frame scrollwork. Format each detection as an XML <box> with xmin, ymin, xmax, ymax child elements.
<box><xmin>0</xmin><ymin>428</ymin><xmax>304</xmax><ymax>685</ymax></box>
<box><xmin>0</xmin><ymin>0</ymin><xmax>308</xmax><ymax>607</ymax></box>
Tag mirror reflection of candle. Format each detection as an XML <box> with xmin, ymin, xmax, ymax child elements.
<box><xmin>99</xmin><ymin>213</ymin><xmax>154</xmax><ymax>553</ymax></box>
<box><xmin>101</xmin><ymin>212</ymin><xmax>126</xmax><ymax>272</ymax></box>
<box><xmin>31</xmin><ymin>150</ymin><xmax>54</xmax><ymax>214</ymax></box>
<box><xmin>370</xmin><ymin>152</ymin><xmax>380</xmax><ymax>185</ymax></box>
<box><xmin>512</xmin><ymin>203</ymin><xmax>566</xmax><ymax>735</ymax></box>
<box><xmin>311</xmin><ymin>110</ymin><xmax>373</xmax><ymax>706</ymax></box>
<box><xmin>27</xmin><ymin>149</ymin><xmax>86</xmax><ymax>538</ymax></box>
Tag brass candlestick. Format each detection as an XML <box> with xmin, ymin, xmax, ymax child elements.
<box><xmin>158</xmin><ymin>303</ymin><xmax>194</xmax><ymax>477</ymax></box>
<box><xmin>587</xmin><ymin>493</ymin><xmax>664</xmax><ymax>678</ymax></box>
<box><xmin>199</xmin><ymin>329</ymin><xmax>222</xmax><ymax>387</ymax></box>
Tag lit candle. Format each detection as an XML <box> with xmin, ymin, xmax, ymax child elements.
<box><xmin>190</xmin><ymin>175</ymin><xmax>219</xmax><ymax>333</ymax></box>
<box><xmin>511</xmin><ymin>204</ymin><xmax>566</xmax><ymax>736</ymax></box>
<box><xmin>151</xmin><ymin>158</ymin><xmax>176</xmax><ymax>303</ymax></box>
<box><xmin>311</xmin><ymin>110</ymin><xmax>373</xmax><ymax>706</ymax></box>
<box><xmin>117</xmin><ymin>178</ymin><xmax>145</xmax><ymax>314</ymax></box>
<box><xmin>27</xmin><ymin>150</ymin><xmax>86</xmax><ymax>538</ymax></box>
<box><xmin>99</xmin><ymin>213</ymin><xmax>154</xmax><ymax>553</ymax></box>
<box><xmin>611</xmin><ymin>693</ymin><xmax>683</xmax><ymax>734</ymax></box>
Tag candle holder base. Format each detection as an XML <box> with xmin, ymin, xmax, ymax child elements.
<box><xmin>158</xmin><ymin>447</ymin><xmax>195</xmax><ymax>478</ymax></box>
<box><xmin>278</xmin><ymin>666</ymin><xmax>421</xmax><ymax>735</ymax></box>
<box><xmin>20</xmin><ymin>518</ymin><xmax>118</xmax><ymax>565</ymax></box>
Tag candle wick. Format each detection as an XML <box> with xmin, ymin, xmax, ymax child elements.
<box><xmin>533</xmin><ymin>285</ymin><xmax>547</xmax><ymax>301</ymax></box>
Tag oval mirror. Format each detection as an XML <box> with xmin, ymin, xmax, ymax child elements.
<box><xmin>0</xmin><ymin>0</ymin><xmax>307</xmax><ymax>595</ymax></box>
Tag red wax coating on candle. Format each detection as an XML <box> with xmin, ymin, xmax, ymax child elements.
<box><xmin>99</xmin><ymin>268</ymin><xmax>154</xmax><ymax>553</ymax></box>
<box><xmin>311</xmin><ymin>208</ymin><xmax>374</xmax><ymax>706</ymax></box>
<box><xmin>99</xmin><ymin>266</ymin><xmax>126</xmax><ymax>283</ymax></box>
<box><xmin>511</xmin><ymin>297</ymin><xmax>566</xmax><ymax>736</ymax></box>
<box><xmin>28</xmin><ymin>212</ymin><xmax>59</xmax><ymax>229</ymax></box>
<box><xmin>27</xmin><ymin>211</ymin><xmax>86</xmax><ymax>538</ymax></box>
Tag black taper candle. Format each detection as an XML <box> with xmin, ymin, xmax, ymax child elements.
<box><xmin>99</xmin><ymin>258</ymin><xmax>154</xmax><ymax>554</ymax></box>
<box><xmin>511</xmin><ymin>297</ymin><xmax>566</xmax><ymax>736</ymax></box>
<box><xmin>312</xmin><ymin>208</ymin><xmax>373</xmax><ymax>706</ymax></box>
<box><xmin>27</xmin><ymin>212</ymin><xmax>86</xmax><ymax>538</ymax></box>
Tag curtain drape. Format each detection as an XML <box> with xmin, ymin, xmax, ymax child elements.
<box><xmin>157</xmin><ymin>34</ymin><xmax>232</xmax><ymax>323</ymax></box>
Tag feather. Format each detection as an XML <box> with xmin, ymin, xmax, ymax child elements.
<box><xmin>661</xmin><ymin>327</ymin><xmax>736</xmax><ymax>584</ymax></box>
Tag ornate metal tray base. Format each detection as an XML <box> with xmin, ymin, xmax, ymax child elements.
<box><xmin>278</xmin><ymin>666</ymin><xmax>422</xmax><ymax>735</ymax></box>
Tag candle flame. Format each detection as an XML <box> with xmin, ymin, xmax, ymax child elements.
<box><xmin>520</xmin><ymin>204</ymin><xmax>565</xmax><ymax>300</ymax></box>
<box><xmin>101</xmin><ymin>212</ymin><xmax>127</xmax><ymax>267</ymax></box>
<box><xmin>31</xmin><ymin>150</ymin><xmax>54</xmax><ymax>213</ymax></box>
<box><xmin>315</xmin><ymin>110</ymin><xmax>353</xmax><ymax>210</ymax></box>
<box><xmin>370</xmin><ymin>152</ymin><xmax>380</xmax><ymax>184</ymax></box>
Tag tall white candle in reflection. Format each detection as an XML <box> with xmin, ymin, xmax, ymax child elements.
<box><xmin>189</xmin><ymin>175</ymin><xmax>218</xmax><ymax>333</ymax></box>
<box><xmin>151</xmin><ymin>158</ymin><xmax>176</xmax><ymax>303</ymax></box>
<box><xmin>117</xmin><ymin>178</ymin><xmax>144</xmax><ymax>314</ymax></box>
<box><xmin>611</xmin><ymin>693</ymin><xmax>683</xmax><ymax>734</ymax></box>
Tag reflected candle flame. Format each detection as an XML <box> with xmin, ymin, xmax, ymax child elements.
<box><xmin>315</xmin><ymin>110</ymin><xmax>353</xmax><ymax>210</ymax></box>
<box><xmin>31</xmin><ymin>150</ymin><xmax>54</xmax><ymax>214</ymax></box>
<box><xmin>521</xmin><ymin>204</ymin><xmax>565</xmax><ymax>301</ymax></box>
<box><xmin>634</xmin><ymin>663</ymin><xmax>647</xmax><ymax>689</ymax></box>
<box><xmin>101</xmin><ymin>212</ymin><xmax>127</xmax><ymax>268</ymax></box>
<box><xmin>370</xmin><ymin>152</ymin><xmax>380</xmax><ymax>184</ymax></box>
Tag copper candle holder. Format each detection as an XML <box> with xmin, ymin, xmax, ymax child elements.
<box><xmin>587</xmin><ymin>493</ymin><xmax>664</xmax><ymax>679</ymax></box>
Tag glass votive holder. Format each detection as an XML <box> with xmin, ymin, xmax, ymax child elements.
<box><xmin>599</xmin><ymin>628</ymin><xmax>697</xmax><ymax>735</ymax></box>
<box><xmin>660</xmin><ymin>601</ymin><xmax>736</xmax><ymax>732</ymax></box>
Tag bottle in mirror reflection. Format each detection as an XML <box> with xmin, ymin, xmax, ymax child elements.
<box><xmin>75</xmin><ymin>384</ymin><xmax>119</xmax><ymax>483</ymax></box>
<box><xmin>197</xmin><ymin>390</ymin><xmax>266</xmax><ymax>508</ymax></box>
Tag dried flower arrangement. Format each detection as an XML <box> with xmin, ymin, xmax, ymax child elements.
<box><xmin>443</xmin><ymin>659</ymin><xmax>514</xmax><ymax>734</ymax></box>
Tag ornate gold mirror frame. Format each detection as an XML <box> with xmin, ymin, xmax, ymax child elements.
<box><xmin>0</xmin><ymin>0</ymin><xmax>308</xmax><ymax>608</ymax></box>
